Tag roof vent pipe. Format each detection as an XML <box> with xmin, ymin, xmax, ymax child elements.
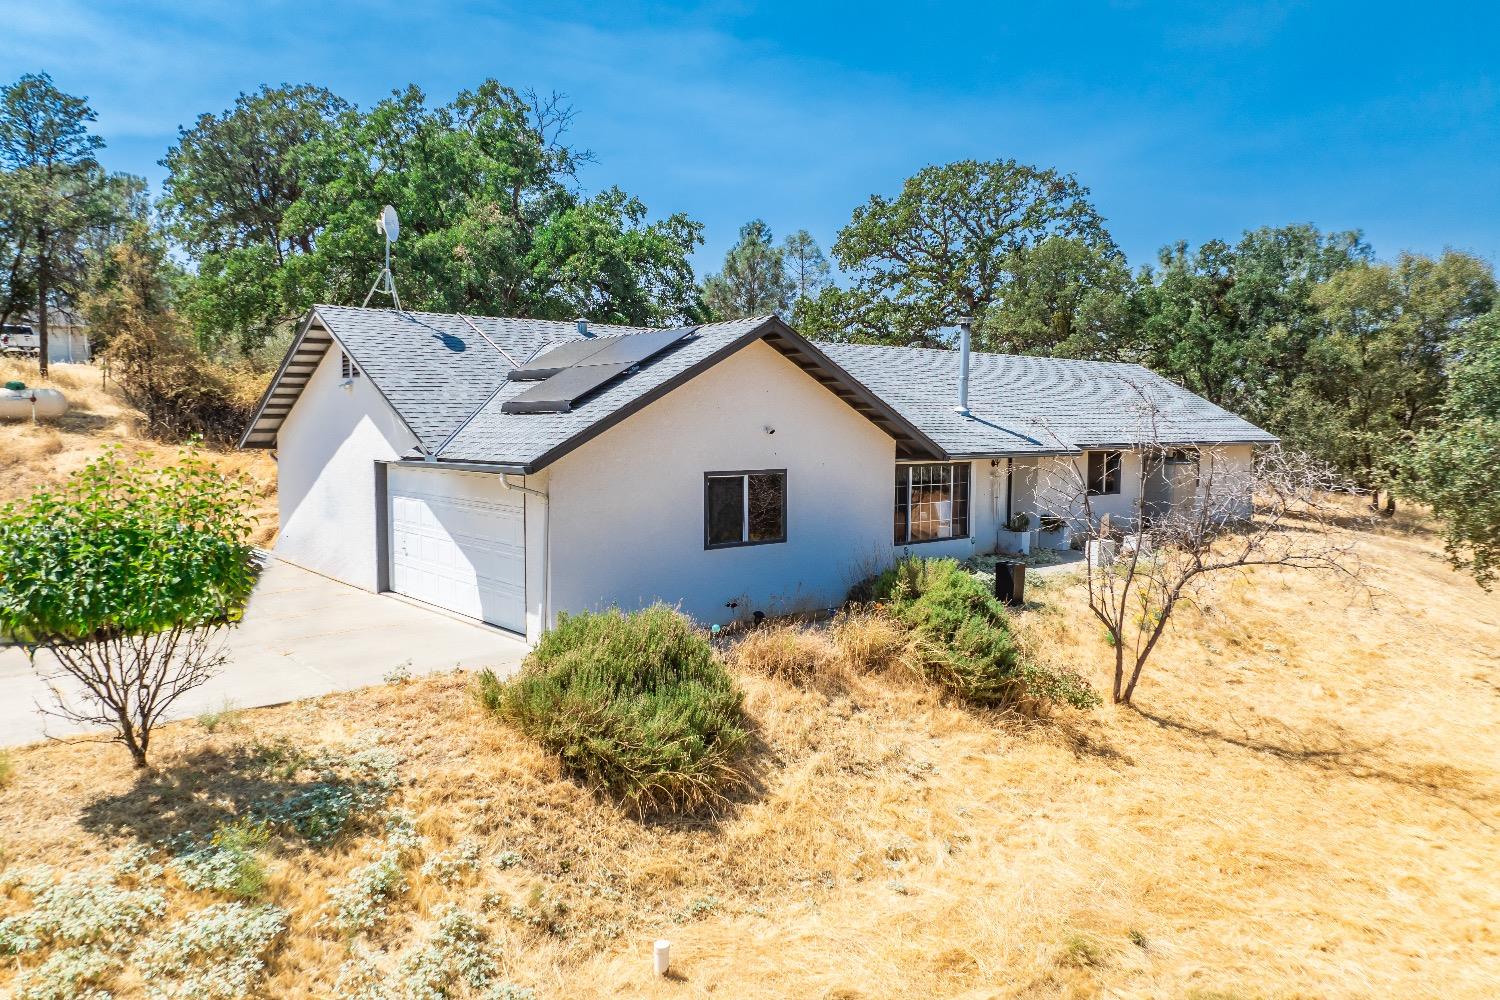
<box><xmin>576</xmin><ymin>318</ymin><xmax>591</xmax><ymax>337</ymax></box>
<box><xmin>954</xmin><ymin>316</ymin><xmax>973</xmax><ymax>416</ymax></box>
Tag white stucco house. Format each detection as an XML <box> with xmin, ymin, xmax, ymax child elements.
<box><xmin>241</xmin><ymin>306</ymin><xmax>1276</xmax><ymax>643</ymax></box>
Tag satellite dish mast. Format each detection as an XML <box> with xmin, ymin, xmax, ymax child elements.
<box><xmin>362</xmin><ymin>205</ymin><xmax>403</xmax><ymax>309</ymax></box>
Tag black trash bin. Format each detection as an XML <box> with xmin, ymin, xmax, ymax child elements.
<box><xmin>994</xmin><ymin>561</ymin><xmax>1026</xmax><ymax>606</ymax></box>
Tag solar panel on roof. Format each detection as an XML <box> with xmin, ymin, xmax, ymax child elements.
<box><xmin>508</xmin><ymin>326</ymin><xmax>696</xmax><ymax>381</ymax></box>
<box><xmin>500</xmin><ymin>327</ymin><xmax>699</xmax><ymax>413</ymax></box>
<box><xmin>508</xmin><ymin>337</ymin><xmax>613</xmax><ymax>381</ymax></box>
<box><xmin>571</xmin><ymin>328</ymin><xmax>692</xmax><ymax>369</ymax></box>
<box><xmin>501</xmin><ymin>362</ymin><xmax>635</xmax><ymax>414</ymax></box>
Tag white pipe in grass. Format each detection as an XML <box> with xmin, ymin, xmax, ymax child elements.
<box><xmin>654</xmin><ymin>939</ymin><xmax>671</xmax><ymax>976</ymax></box>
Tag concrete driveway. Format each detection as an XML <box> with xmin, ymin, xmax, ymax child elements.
<box><xmin>0</xmin><ymin>556</ymin><xmax>528</xmax><ymax>749</ymax></box>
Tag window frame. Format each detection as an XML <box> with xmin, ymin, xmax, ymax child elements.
<box><xmin>1087</xmin><ymin>450</ymin><xmax>1123</xmax><ymax>497</ymax></box>
<box><xmin>893</xmin><ymin>461</ymin><xmax>972</xmax><ymax>545</ymax></box>
<box><xmin>703</xmin><ymin>469</ymin><xmax>788</xmax><ymax>550</ymax></box>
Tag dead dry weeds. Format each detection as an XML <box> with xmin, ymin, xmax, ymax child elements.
<box><xmin>0</xmin><ymin>359</ymin><xmax>277</xmax><ymax>544</ymax></box>
<box><xmin>0</xmin><ymin>509</ymin><xmax>1496</xmax><ymax>998</ymax></box>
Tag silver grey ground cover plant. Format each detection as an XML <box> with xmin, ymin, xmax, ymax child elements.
<box><xmin>133</xmin><ymin>901</ymin><xmax>287</xmax><ymax>999</ymax></box>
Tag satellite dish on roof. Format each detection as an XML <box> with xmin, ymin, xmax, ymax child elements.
<box><xmin>377</xmin><ymin>204</ymin><xmax>399</xmax><ymax>243</ymax></box>
<box><xmin>363</xmin><ymin>205</ymin><xmax>403</xmax><ymax>310</ymax></box>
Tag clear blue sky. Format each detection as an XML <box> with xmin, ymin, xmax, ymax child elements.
<box><xmin>3</xmin><ymin>1</ymin><xmax>1496</xmax><ymax>275</ymax></box>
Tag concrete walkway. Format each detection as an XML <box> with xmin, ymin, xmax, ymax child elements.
<box><xmin>0</xmin><ymin>557</ymin><xmax>528</xmax><ymax>748</ymax></box>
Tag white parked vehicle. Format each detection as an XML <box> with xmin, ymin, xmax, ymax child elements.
<box><xmin>0</xmin><ymin>324</ymin><xmax>40</xmax><ymax>358</ymax></box>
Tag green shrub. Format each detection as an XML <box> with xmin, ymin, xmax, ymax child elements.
<box><xmin>477</xmin><ymin>604</ymin><xmax>750</xmax><ymax>813</ymax></box>
<box><xmin>196</xmin><ymin>698</ymin><xmax>242</xmax><ymax>733</ymax></box>
<box><xmin>170</xmin><ymin>819</ymin><xmax>270</xmax><ymax>899</ymax></box>
<box><xmin>863</xmin><ymin>558</ymin><xmax>1098</xmax><ymax>710</ymax></box>
<box><xmin>0</xmin><ymin>449</ymin><xmax>257</xmax><ymax>767</ymax></box>
<box><xmin>1059</xmin><ymin>931</ymin><xmax>1107</xmax><ymax>968</ymax></box>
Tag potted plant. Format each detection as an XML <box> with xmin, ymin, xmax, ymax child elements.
<box><xmin>1038</xmin><ymin>514</ymin><xmax>1072</xmax><ymax>551</ymax></box>
<box><xmin>996</xmin><ymin>511</ymin><xmax>1035</xmax><ymax>555</ymax></box>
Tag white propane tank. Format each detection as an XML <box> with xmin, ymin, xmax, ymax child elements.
<box><xmin>0</xmin><ymin>382</ymin><xmax>69</xmax><ymax>421</ymax></box>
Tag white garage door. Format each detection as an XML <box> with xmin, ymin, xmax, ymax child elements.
<box><xmin>387</xmin><ymin>466</ymin><xmax>525</xmax><ymax>633</ymax></box>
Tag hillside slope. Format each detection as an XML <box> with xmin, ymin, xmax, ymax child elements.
<box><xmin>0</xmin><ymin>511</ymin><xmax>1495</xmax><ymax>998</ymax></box>
<box><xmin>0</xmin><ymin>359</ymin><xmax>277</xmax><ymax>544</ymax></box>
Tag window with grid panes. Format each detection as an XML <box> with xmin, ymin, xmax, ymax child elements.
<box><xmin>893</xmin><ymin>463</ymin><xmax>970</xmax><ymax>544</ymax></box>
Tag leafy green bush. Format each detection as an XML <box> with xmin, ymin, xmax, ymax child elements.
<box><xmin>477</xmin><ymin>604</ymin><xmax>750</xmax><ymax>813</ymax></box>
<box><xmin>0</xmin><ymin>449</ymin><xmax>257</xmax><ymax>767</ymax></box>
<box><xmin>862</xmin><ymin>558</ymin><xmax>1098</xmax><ymax>710</ymax></box>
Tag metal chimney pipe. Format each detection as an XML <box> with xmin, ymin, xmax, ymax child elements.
<box><xmin>954</xmin><ymin>316</ymin><xmax>973</xmax><ymax>416</ymax></box>
<box><xmin>576</xmin><ymin>317</ymin><xmax>591</xmax><ymax>337</ymax></box>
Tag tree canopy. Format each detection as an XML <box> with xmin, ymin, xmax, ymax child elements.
<box><xmin>0</xmin><ymin>72</ymin><xmax>140</xmax><ymax>373</ymax></box>
<box><xmin>163</xmin><ymin>81</ymin><xmax>704</xmax><ymax>355</ymax></box>
<box><xmin>807</xmin><ymin>159</ymin><xmax>1121</xmax><ymax>348</ymax></box>
<box><xmin>1403</xmin><ymin>311</ymin><xmax>1500</xmax><ymax>584</ymax></box>
<box><xmin>4</xmin><ymin>66</ymin><xmax>1498</xmax><ymax>588</ymax></box>
<box><xmin>701</xmin><ymin>219</ymin><xmax>793</xmax><ymax>321</ymax></box>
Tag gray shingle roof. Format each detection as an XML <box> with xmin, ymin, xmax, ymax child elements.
<box><xmin>819</xmin><ymin>342</ymin><xmax>1278</xmax><ymax>455</ymax></box>
<box><xmin>438</xmin><ymin>315</ymin><xmax>773</xmax><ymax>467</ymax></box>
<box><xmin>247</xmin><ymin>305</ymin><xmax>1275</xmax><ymax>468</ymax></box>
<box><xmin>314</xmin><ymin>305</ymin><xmax>652</xmax><ymax>453</ymax></box>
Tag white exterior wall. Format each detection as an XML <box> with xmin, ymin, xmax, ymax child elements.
<box><xmin>519</xmin><ymin>471</ymin><xmax>550</xmax><ymax>644</ymax></box>
<box><xmin>545</xmin><ymin>339</ymin><xmax>897</xmax><ymax>626</ymax></box>
<box><xmin>274</xmin><ymin>345</ymin><xmax>419</xmax><ymax>590</ymax></box>
<box><xmin>1017</xmin><ymin>444</ymin><xmax>1258</xmax><ymax>529</ymax></box>
<box><xmin>48</xmin><ymin>328</ymin><xmax>91</xmax><ymax>364</ymax></box>
<box><xmin>1199</xmin><ymin>444</ymin><xmax>1256</xmax><ymax>516</ymax></box>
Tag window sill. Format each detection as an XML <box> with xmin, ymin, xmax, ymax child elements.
<box><xmin>896</xmin><ymin>535</ymin><xmax>972</xmax><ymax>546</ymax></box>
<box><xmin>705</xmin><ymin>537</ymin><xmax>787</xmax><ymax>551</ymax></box>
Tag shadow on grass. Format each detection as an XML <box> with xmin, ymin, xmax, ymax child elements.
<box><xmin>1137</xmin><ymin>707</ymin><xmax>1497</xmax><ymax>831</ymax></box>
<box><xmin>78</xmin><ymin>742</ymin><xmax>377</xmax><ymax>846</ymax></box>
<box><xmin>52</xmin><ymin>409</ymin><xmax>114</xmax><ymax>435</ymax></box>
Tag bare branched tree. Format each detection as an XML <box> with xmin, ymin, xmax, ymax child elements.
<box><xmin>35</xmin><ymin>624</ymin><xmax>232</xmax><ymax>767</ymax></box>
<box><xmin>1033</xmin><ymin>381</ymin><xmax>1369</xmax><ymax>705</ymax></box>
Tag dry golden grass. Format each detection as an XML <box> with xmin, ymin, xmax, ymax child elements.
<box><xmin>727</xmin><ymin>620</ymin><xmax>844</xmax><ymax>682</ymax></box>
<box><xmin>1</xmin><ymin>510</ymin><xmax>1497</xmax><ymax>998</ymax></box>
<box><xmin>0</xmin><ymin>358</ymin><xmax>277</xmax><ymax>544</ymax></box>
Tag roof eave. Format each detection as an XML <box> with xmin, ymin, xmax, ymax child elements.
<box><xmin>238</xmin><ymin>306</ymin><xmax>433</xmax><ymax>455</ymax></box>
<box><xmin>238</xmin><ymin>310</ymin><xmax>329</xmax><ymax>450</ymax></box>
